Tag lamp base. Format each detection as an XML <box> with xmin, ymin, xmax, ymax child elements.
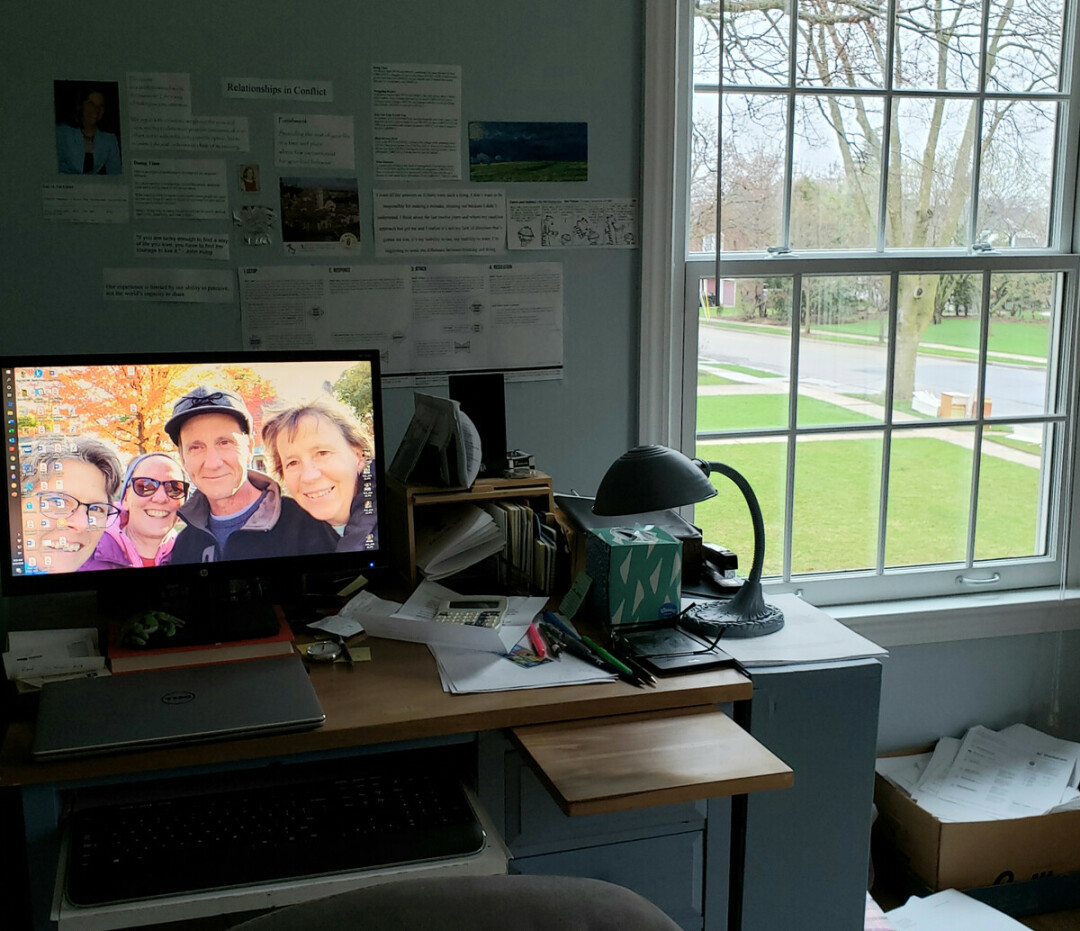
<box><xmin>683</xmin><ymin>600</ymin><xmax>785</xmax><ymax>639</ymax></box>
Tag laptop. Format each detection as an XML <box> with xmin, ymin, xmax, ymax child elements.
<box><xmin>32</xmin><ymin>653</ymin><xmax>325</xmax><ymax>760</ymax></box>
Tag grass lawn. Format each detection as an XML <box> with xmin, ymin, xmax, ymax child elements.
<box><xmin>693</xmin><ymin>435</ymin><xmax>1040</xmax><ymax>576</ymax></box>
<box><xmin>697</xmin><ymin>393</ymin><xmax>879</xmax><ymax>431</ymax></box>
<box><xmin>468</xmin><ymin>160</ymin><xmax>587</xmax><ymax>182</ymax></box>
<box><xmin>810</xmin><ymin>317</ymin><xmax>1050</xmax><ymax>359</ymax></box>
<box><xmin>698</xmin><ymin>372</ymin><xmax>738</xmax><ymax>386</ymax></box>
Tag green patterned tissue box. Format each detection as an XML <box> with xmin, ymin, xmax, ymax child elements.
<box><xmin>586</xmin><ymin>525</ymin><xmax>682</xmax><ymax>627</ymax></box>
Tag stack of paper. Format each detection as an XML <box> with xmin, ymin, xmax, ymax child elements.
<box><xmin>886</xmin><ymin>888</ymin><xmax>1028</xmax><ymax>929</ymax></box>
<box><xmin>2</xmin><ymin>628</ymin><xmax>109</xmax><ymax>690</ymax></box>
<box><xmin>431</xmin><ymin>645</ymin><xmax>617</xmax><ymax>694</ymax></box>
<box><xmin>415</xmin><ymin>503</ymin><xmax>505</xmax><ymax>581</ymax></box>
<box><xmin>711</xmin><ymin>593</ymin><xmax>887</xmax><ymax>667</ymax></box>
<box><xmin>388</xmin><ymin>392</ymin><xmax>482</xmax><ymax>488</ymax></box>
<box><xmin>877</xmin><ymin>723</ymin><xmax>1080</xmax><ymax>822</ymax></box>
<box><xmin>334</xmin><ymin>580</ymin><xmax>615</xmax><ymax>694</ymax></box>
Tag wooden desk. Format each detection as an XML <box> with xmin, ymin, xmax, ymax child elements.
<box><xmin>0</xmin><ymin>636</ymin><xmax>757</xmax><ymax>787</ymax></box>
<box><xmin>1</xmin><ymin>637</ymin><xmax>789</xmax><ymax>931</ymax></box>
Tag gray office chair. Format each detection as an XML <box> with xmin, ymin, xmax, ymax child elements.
<box><xmin>231</xmin><ymin>874</ymin><xmax>682</xmax><ymax>930</ymax></box>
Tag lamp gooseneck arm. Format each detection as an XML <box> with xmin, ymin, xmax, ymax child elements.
<box><xmin>698</xmin><ymin>459</ymin><xmax>771</xmax><ymax>621</ymax></box>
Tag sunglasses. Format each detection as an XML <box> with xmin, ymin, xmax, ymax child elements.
<box><xmin>130</xmin><ymin>477</ymin><xmax>189</xmax><ymax>500</ymax></box>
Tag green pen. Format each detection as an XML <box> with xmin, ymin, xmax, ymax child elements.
<box><xmin>579</xmin><ymin>635</ymin><xmax>635</xmax><ymax>678</ymax></box>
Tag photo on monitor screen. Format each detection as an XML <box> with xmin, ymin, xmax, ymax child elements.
<box><xmin>2</xmin><ymin>352</ymin><xmax>385</xmax><ymax>593</ymax></box>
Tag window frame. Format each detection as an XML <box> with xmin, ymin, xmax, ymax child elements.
<box><xmin>639</xmin><ymin>0</ymin><xmax>1080</xmax><ymax>638</ymax></box>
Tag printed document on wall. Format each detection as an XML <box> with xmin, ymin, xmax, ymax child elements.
<box><xmin>372</xmin><ymin>63</ymin><xmax>461</xmax><ymax>181</ymax></box>
<box><xmin>239</xmin><ymin>263</ymin><xmax>563</xmax><ymax>375</ymax></box>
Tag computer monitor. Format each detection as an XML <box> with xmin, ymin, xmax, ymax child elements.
<box><xmin>1</xmin><ymin>349</ymin><xmax>387</xmax><ymax>642</ymax></box>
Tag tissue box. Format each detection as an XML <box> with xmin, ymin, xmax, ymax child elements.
<box><xmin>586</xmin><ymin>525</ymin><xmax>682</xmax><ymax>627</ymax></box>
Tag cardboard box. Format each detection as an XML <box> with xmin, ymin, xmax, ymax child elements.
<box><xmin>585</xmin><ymin>525</ymin><xmax>682</xmax><ymax>627</ymax></box>
<box><xmin>874</xmin><ymin>770</ymin><xmax>1080</xmax><ymax>891</ymax></box>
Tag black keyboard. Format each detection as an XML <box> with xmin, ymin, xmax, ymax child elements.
<box><xmin>64</xmin><ymin>754</ymin><xmax>486</xmax><ymax>905</ymax></box>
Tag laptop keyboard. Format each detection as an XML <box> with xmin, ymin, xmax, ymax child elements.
<box><xmin>64</xmin><ymin>754</ymin><xmax>486</xmax><ymax>906</ymax></box>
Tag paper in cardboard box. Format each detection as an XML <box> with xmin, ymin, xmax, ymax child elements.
<box><xmin>874</xmin><ymin>770</ymin><xmax>1080</xmax><ymax>891</ymax></box>
<box><xmin>586</xmin><ymin>525</ymin><xmax>682</xmax><ymax>627</ymax></box>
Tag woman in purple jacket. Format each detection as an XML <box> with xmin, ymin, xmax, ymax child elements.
<box><xmin>79</xmin><ymin>453</ymin><xmax>188</xmax><ymax>571</ymax></box>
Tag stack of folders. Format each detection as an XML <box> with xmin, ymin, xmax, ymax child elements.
<box><xmin>480</xmin><ymin>503</ymin><xmax>560</xmax><ymax>594</ymax></box>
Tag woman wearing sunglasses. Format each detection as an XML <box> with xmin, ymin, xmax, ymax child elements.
<box><xmin>79</xmin><ymin>453</ymin><xmax>189</xmax><ymax>571</ymax></box>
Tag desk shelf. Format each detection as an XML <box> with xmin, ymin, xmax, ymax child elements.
<box><xmin>387</xmin><ymin>473</ymin><xmax>557</xmax><ymax>589</ymax></box>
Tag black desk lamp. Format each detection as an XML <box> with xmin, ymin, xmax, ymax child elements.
<box><xmin>593</xmin><ymin>444</ymin><xmax>784</xmax><ymax>638</ymax></box>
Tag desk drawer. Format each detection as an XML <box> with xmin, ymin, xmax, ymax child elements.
<box><xmin>510</xmin><ymin>830</ymin><xmax>704</xmax><ymax>931</ymax></box>
<box><xmin>503</xmin><ymin>746</ymin><xmax>705</xmax><ymax>853</ymax></box>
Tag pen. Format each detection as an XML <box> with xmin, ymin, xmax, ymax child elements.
<box><xmin>579</xmin><ymin>635</ymin><xmax>639</xmax><ymax>680</ymax></box>
<box><xmin>576</xmin><ymin>636</ymin><xmax>646</xmax><ymax>688</ymax></box>
<box><xmin>619</xmin><ymin>651</ymin><xmax>658</xmax><ymax>687</ymax></box>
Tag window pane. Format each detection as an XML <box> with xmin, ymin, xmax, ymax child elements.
<box><xmin>703</xmin><ymin>0</ymin><xmax>790</xmax><ymax>87</ymax></box>
<box><xmin>795</xmin><ymin>0</ymin><xmax>886</xmax><ymax>89</ymax></box>
<box><xmin>974</xmin><ymin>422</ymin><xmax>1050</xmax><ymax>560</ymax></box>
<box><xmin>798</xmin><ymin>275</ymin><xmax>890</xmax><ymax>427</ymax></box>
<box><xmin>977</xmin><ymin>100</ymin><xmax>1057</xmax><ymax>248</ymax></box>
<box><xmin>893</xmin><ymin>272</ymin><xmax>983</xmax><ymax>421</ymax></box>
<box><xmin>718</xmin><ymin>93</ymin><xmax>787</xmax><ymax>252</ymax></box>
<box><xmin>791</xmin><ymin>433</ymin><xmax>882</xmax><ymax>573</ymax></box>
<box><xmin>986</xmin><ymin>272</ymin><xmax>1059</xmax><ymax>417</ymax></box>
<box><xmin>791</xmin><ymin>96</ymin><xmax>882</xmax><ymax>250</ymax></box>
<box><xmin>690</xmin><ymin>91</ymin><xmax>719</xmax><ymax>254</ymax></box>
<box><xmin>695</xmin><ymin>438</ymin><xmax>788</xmax><ymax>579</ymax></box>
<box><xmin>884</xmin><ymin>432</ymin><xmax>973</xmax><ymax>566</ymax></box>
<box><xmin>986</xmin><ymin>0</ymin><xmax>1065</xmax><ymax>94</ymax></box>
<box><xmin>698</xmin><ymin>277</ymin><xmax>793</xmax><ymax>433</ymax></box>
<box><xmin>886</xmin><ymin>98</ymin><xmax>975</xmax><ymax>248</ymax></box>
<box><xmin>894</xmin><ymin>0</ymin><xmax>983</xmax><ymax>92</ymax></box>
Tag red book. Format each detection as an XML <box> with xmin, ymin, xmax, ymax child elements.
<box><xmin>107</xmin><ymin>612</ymin><xmax>295</xmax><ymax>674</ymax></box>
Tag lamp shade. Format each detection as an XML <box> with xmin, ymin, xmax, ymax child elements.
<box><xmin>593</xmin><ymin>445</ymin><xmax>717</xmax><ymax>516</ymax></box>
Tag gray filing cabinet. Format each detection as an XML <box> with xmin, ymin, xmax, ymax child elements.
<box><xmin>740</xmin><ymin>659</ymin><xmax>882</xmax><ymax>931</ymax></box>
<box><xmin>478</xmin><ymin>658</ymin><xmax>881</xmax><ymax>931</ymax></box>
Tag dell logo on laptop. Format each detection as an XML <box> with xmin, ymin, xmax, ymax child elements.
<box><xmin>161</xmin><ymin>690</ymin><xmax>195</xmax><ymax>705</ymax></box>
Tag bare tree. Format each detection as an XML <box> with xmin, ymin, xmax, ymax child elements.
<box><xmin>695</xmin><ymin>0</ymin><xmax>1062</xmax><ymax>400</ymax></box>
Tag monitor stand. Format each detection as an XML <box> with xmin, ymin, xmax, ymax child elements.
<box><xmin>98</xmin><ymin>575</ymin><xmax>281</xmax><ymax>649</ymax></box>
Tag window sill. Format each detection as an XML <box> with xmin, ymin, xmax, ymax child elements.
<box><xmin>822</xmin><ymin>588</ymin><xmax>1080</xmax><ymax>648</ymax></box>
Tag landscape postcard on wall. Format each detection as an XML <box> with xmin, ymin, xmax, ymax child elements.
<box><xmin>468</xmin><ymin>121</ymin><xmax>587</xmax><ymax>182</ymax></box>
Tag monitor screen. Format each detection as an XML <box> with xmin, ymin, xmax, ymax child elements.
<box><xmin>1</xmin><ymin>350</ymin><xmax>387</xmax><ymax>625</ymax></box>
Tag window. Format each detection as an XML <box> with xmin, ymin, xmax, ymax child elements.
<box><xmin>641</xmin><ymin>0</ymin><xmax>1080</xmax><ymax>607</ymax></box>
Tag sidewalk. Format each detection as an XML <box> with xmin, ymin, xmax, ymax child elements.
<box><xmin>698</xmin><ymin>369</ymin><xmax>1041</xmax><ymax>468</ymax></box>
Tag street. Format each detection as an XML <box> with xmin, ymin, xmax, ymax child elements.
<box><xmin>699</xmin><ymin>323</ymin><xmax>1049</xmax><ymax>419</ymax></box>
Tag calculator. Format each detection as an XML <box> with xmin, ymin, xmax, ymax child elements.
<box><xmin>434</xmin><ymin>596</ymin><xmax>508</xmax><ymax>628</ymax></box>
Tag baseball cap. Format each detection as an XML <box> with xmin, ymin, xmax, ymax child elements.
<box><xmin>165</xmin><ymin>386</ymin><xmax>253</xmax><ymax>445</ymax></box>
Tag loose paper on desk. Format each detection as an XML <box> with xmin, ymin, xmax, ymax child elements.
<box><xmin>388</xmin><ymin>392</ymin><xmax>481</xmax><ymax>488</ymax></box>
<box><xmin>886</xmin><ymin>888</ymin><xmax>1028</xmax><ymax>930</ymax></box>
<box><xmin>2</xmin><ymin>627</ymin><xmax>108</xmax><ymax>688</ymax></box>
<box><xmin>355</xmin><ymin>580</ymin><xmax>546</xmax><ymax>653</ymax></box>
<box><xmin>431</xmin><ymin>643</ymin><xmax>616</xmax><ymax>694</ymax></box>
<box><xmin>712</xmin><ymin>593</ymin><xmax>887</xmax><ymax>667</ymax></box>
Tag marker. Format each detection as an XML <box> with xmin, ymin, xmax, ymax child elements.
<box><xmin>542</xmin><ymin>610</ymin><xmax>580</xmax><ymax>641</ymax></box>
<box><xmin>526</xmin><ymin>620</ymin><xmax>548</xmax><ymax>659</ymax></box>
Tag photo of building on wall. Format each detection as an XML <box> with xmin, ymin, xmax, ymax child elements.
<box><xmin>279</xmin><ymin>177</ymin><xmax>361</xmax><ymax>251</ymax></box>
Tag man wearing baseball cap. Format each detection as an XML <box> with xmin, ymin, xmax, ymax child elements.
<box><xmin>165</xmin><ymin>386</ymin><xmax>337</xmax><ymax>563</ymax></box>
